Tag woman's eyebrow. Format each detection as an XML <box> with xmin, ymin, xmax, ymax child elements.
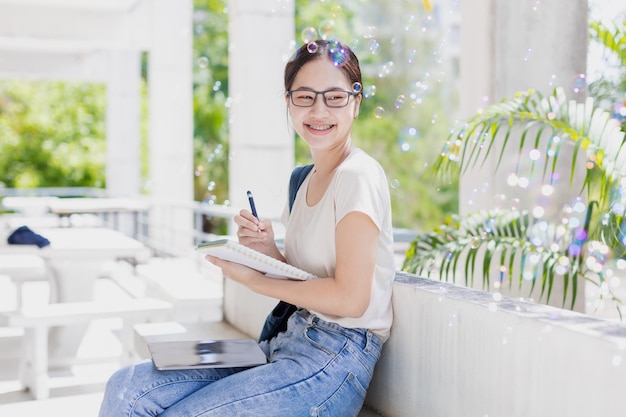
<box><xmin>290</xmin><ymin>86</ymin><xmax>346</xmax><ymax>91</ymax></box>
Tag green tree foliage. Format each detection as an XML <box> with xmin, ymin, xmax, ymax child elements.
<box><xmin>294</xmin><ymin>0</ymin><xmax>459</xmax><ymax>229</ymax></box>
<box><xmin>192</xmin><ymin>0</ymin><xmax>230</xmax><ymax>205</ymax></box>
<box><xmin>0</xmin><ymin>80</ymin><xmax>106</xmax><ymax>188</ymax></box>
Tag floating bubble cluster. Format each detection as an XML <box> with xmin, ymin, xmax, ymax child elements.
<box><xmin>327</xmin><ymin>40</ymin><xmax>349</xmax><ymax>67</ymax></box>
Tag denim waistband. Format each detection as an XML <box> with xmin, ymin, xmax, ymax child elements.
<box><xmin>295</xmin><ymin>309</ymin><xmax>382</xmax><ymax>352</ymax></box>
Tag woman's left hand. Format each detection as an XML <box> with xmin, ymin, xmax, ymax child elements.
<box><xmin>205</xmin><ymin>255</ymin><xmax>261</xmax><ymax>287</ymax></box>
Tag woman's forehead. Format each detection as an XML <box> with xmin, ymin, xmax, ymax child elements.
<box><xmin>292</xmin><ymin>59</ymin><xmax>351</xmax><ymax>89</ymax></box>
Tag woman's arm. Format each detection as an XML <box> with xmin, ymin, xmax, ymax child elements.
<box><xmin>208</xmin><ymin>210</ymin><xmax>379</xmax><ymax>318</ymax></box>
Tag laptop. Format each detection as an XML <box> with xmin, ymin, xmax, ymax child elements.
<box><xmin>148</xmin><ymin>339</ymin><xmax>268</xmax><ymax>370</ymax></box>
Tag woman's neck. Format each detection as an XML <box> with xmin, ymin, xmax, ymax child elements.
<box><xmin>311</xmin><ymin>142</ymin><xmax>354</xmax><ymax>175</ymax></box>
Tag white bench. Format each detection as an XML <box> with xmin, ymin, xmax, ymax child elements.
<box><xmin>0</xmin><ymin>254</ymin><xmax>48</xmax><ymax>309</ymax></box>
<box><xmin>135</xmin><ymin>257</ymin><xmax>223</xmax><ymax>322</ymax></box>
<box><xmin>0</xmin><ymin>297</ymin><xmax>172</xmax><ymax>400</ymax></box>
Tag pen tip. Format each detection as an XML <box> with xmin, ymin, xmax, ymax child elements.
<box><xmin>247</xmin><ymin>190</ymin><xmax>252</xmax><ymax>197</ymax></box>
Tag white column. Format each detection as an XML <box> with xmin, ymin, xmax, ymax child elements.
<box><xmin>147</xmin><ymin>0</ymin><xmax>194</xmax><ymax>249</ymax></box>
<box><xmin>106</xmin><ymin>50</ymin><xmax>142</xmax><ymax>198</ymax></box>
<box><xmin>228</xmin><ymin>0</ymin><xmax>295</xmax><ymax>232</ymax></box>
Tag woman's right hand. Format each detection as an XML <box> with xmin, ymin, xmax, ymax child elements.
<box><xmin>234</xmin><ymin>209</ymin><xmax>282</xmax><ymax>259</ymax></box>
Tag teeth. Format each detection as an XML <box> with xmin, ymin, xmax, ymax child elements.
<box><xmin>309</xmin><ymin>124</ymin><xmax>332</xmax><ymax>130</ymax></box>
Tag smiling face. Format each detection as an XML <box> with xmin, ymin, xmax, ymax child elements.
<box><xmin>286</xmin><ymin>58</ymin><xmax>361</xmax><ymax>153</ymax></box>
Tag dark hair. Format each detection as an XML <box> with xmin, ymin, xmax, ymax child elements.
<box><xmin>284</xmin><ymin>39</ymin><xmax>363</xmax><ymax>93</ymax></box>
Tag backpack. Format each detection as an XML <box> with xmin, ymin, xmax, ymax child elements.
<box><xmin>258</xmin><ymin>164</ymin><xmax>314</xmax><ymax>343</ymax></box>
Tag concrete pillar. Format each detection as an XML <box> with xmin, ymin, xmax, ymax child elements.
<box><xmin>458</xmin><ymin>0</ymin><xmax>589</xmax><ymax>311</ymax></box>
<box><xmin>227</xmin><ymin>0</ymin><xmax>295</xmax><ymax>232</ymax></box>
<box><xmin>147</xmin><ymin>0</ymin><xmax>194</xmax><ymax>249</ymax></box>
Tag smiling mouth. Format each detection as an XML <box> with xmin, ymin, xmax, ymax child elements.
<box><xmin>307</xmin><ymin>124</ymin><xmax>334</xmax><ymax>131</ymax></box>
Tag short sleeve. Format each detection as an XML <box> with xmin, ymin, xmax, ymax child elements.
<box><xmin>333</xmin><ymin>154</ymin><xmax>389</xmax><ymax>230</ymax></box>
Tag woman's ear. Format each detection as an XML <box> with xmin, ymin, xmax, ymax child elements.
<box><xmin>354</xmin><ymin>94</ymin><xmax>362</xmax><ymax>119</ymax></box>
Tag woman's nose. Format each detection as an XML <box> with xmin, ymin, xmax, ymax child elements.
<box><xmin>309</xmin><ymin>96</ymin><xmax>330</xmax><ymax>115</ymax></box>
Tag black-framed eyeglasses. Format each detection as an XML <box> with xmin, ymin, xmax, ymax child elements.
<box><xmin>287</xmin><ymin>89</ymin><xmax>359</xmax><ymax>108</ymax></box>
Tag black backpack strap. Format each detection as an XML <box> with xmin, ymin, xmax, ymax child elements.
<box><xmin>288</xmin><ymin>164</ymin><xmax>314</xmax><ymax>212</ymax></box>
<box><xmin>258</xmin><ymin>164</ymin><xmax>314</xmax><ymax>343</ymax></box>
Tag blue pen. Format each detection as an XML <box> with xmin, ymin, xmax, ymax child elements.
<box><xmin>247</xmin><ymin>190</ymin><xmax>258</xmax><ymax>219</ymax></box>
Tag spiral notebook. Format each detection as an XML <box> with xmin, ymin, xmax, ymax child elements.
<box><xmin>195</xmin><ymin>238</ymin><xmax>317</xmax><ymax>280</ymax></box>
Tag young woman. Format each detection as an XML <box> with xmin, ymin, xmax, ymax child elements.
<box><xmin>99</xmin><ymin>39</ymin><xmax>395</xmax><ymax>417</ymax></box>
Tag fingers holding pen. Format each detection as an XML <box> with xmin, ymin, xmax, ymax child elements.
<box><xmin>236</xmin><ymin>209</ymin><xmax>265</xmax><ymax>236</ymax></box>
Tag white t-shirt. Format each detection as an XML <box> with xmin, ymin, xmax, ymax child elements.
<box><xmin>281</xmin><ymin>148</ymin><xmax>395</xmax><ymax>342</ymax></box>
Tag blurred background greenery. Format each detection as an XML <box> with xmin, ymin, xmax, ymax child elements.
<box><xmin>1</xmin><ymin>0</ymin><xmax>622</xmax><ymax>234</ymax></box>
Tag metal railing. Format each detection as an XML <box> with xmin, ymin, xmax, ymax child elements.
<box><xmin>0</xmin><ymin>188</ymin><xmax>416</xmax><ymax>261</ymax></box>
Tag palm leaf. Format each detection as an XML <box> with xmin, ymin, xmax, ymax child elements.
<box><xmin>402</xmin><ymin>208</ymin><xmax>620</xmax><ymax>308</ymax></box>
<box><xmin>590</xmin><ymin>19</ymin><xmax>626</xmax><ymax>68</ymax></box>
<box><xmin>432</xmin><ymin>87</ymin><xmax>626</xmax><ymax>206</ymax></box>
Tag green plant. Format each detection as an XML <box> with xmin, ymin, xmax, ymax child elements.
<box><xmin>402</xmin><ymin>86</ymin><xmax>625</xmax><ymax>313</ymax></box>
<box><xmin>403</xmin><ymin>15</ymin><xmax>626</xmax><ymax>313</ymax></box>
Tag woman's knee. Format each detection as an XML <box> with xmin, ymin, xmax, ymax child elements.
<box><xmin>104</xmin><ymin>361</ymin><xmax>153</xmax><ymax>396</ymax></box>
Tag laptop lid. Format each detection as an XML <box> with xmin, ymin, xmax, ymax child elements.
<box><xmin>148</xmin><ymin>339</ymin><xmax>267</xmax><ymax>370</ymax></box>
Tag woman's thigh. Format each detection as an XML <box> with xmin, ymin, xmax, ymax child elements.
<box><xmin>162</xmin><ymin>313</ymin><xmax>382</xmax><ymax>417</ymax></box>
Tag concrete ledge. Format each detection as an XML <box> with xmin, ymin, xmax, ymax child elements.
<box><xmin>365</xmin><ymin>272</ymin><xmax>626</xmax><ymax>417</ymax></box>
<box><xmin>223</xmin><ymin>272</ymin><xmax>626</xmax><ymax>417</ymax></box>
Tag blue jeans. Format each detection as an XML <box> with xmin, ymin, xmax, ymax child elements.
<box><xmin>98</xmin><ymin>309</ymin><xmax>383</xmax><ymax>416</ymax></box>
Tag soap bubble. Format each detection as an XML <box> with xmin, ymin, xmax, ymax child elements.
<box><xmin>363</xmin><ymin>85</ymin><xmax>377</xmax><ymax>98</ymax></box>
<box><xmin>318</xmin><ymin>20</ymin><xmax>335</xmax><ymax>40</ymax></box>
<box><xmin>378</xmin><ymin>61</ymin><xmax>394</xmax><ymax>78</ymax></box>
<box><xmin>301</xmin><ymin>27</ymin><xmax>317</xmax><ymax>43</ymax></box>
<box><xmin>368</xmin><ymin>39</ymin><xmax>381</xmax><ymax>55</ymax></box>
<box><xmin>363</xmin><ymin>26</ymin><xmax>377</xmax><ymax>39</ymax></box>
<box><xmin>394</xmin><ymin>95</ymin><xmax>405</xmax><ymax>109</ymax></box>
<box><xmin>572</xmin><ymin>74</ymin><xmax>586</xmax><ymax>93</ymax></box>
<box><xmin>397</xmin><ymin>126</ymin><xmax>419</xmax><ymax>152</ymax></box>
<box><xmin>197</xmin><ymin>56</ymin><xmax>209</xmax><ymax>68</ymax></box>
<box><xmin>407</xmin><ymin>49</ymin><xmax>417</xmax><ymax>64</ymax></box>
